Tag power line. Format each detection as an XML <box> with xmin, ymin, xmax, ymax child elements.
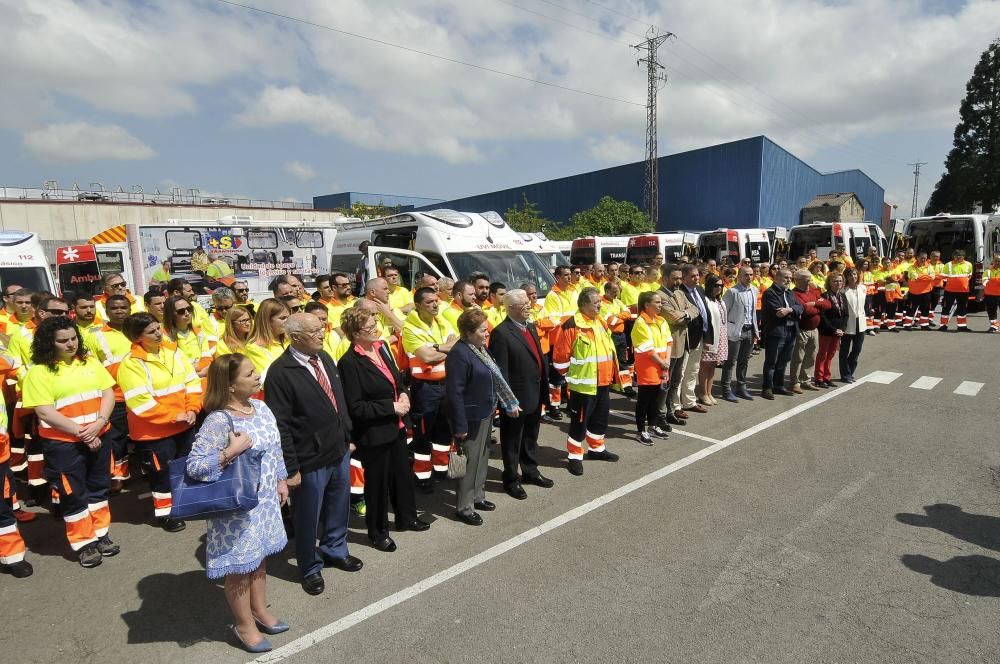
<box><xmin>574</xmin><ymin>0</ymin><xmax>906</xmax><ymax>168</ymax></box>
<box><xmin>212</xmin><ymin>0</ymin><xmax>645</xmax><ymax>107</ymax></box>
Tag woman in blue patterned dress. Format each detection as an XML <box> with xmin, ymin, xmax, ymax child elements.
<box><xmin>186</xmin><ymin>353</ymin><xmax>289</xmax><ymax>653</ymax></box>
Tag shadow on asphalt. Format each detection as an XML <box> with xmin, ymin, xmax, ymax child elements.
<box><xmin>896</xmin><ymin>503</ymin><xmax>1000</xmax><ymax>596</ymax></box>
<box><xmin>121</xmin><ymin>570</ymin><xmax>230</xmax><ymax>647</ymax></box>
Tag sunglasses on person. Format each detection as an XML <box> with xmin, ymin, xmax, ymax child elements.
<box><xmin>631</xmin><ymin>270</ymin><xmax>644</xmax><ymax>275</ymax></box>
<box><xmin>107</xmin><ymin>281</ymin><xmax>126</xmax><ymax>289</ymax></box>
<box><xmin>234</xmin><ymin>288</ymin><xmax>249</xmax><ymax>294</ymax></box>
<box><xmin>334</xmin><ymin>281</ymin><xmax>351</xmax><ymax>288</ymax></box>
<box><xmin>44</xmin><ymin>308</ymin><xmax>69</xmax><ymax>315</ymax></box>
<box><xmin>174</xmin><ymin>306</ymin><xmax>192</xmax><ymax>315</ymax></box>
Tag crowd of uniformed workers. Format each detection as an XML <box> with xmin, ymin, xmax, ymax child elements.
<box><xmin>1</xmin><ymin>243</ymin><xmax>997</xmax><ymax>582</ymax></box>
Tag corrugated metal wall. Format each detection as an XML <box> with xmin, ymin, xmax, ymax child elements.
<box><xmin>660</xmin><ymin>137</ymin><xmax>763</xmax><ymax>231</ymax></box>
<box><xmin>418</xmin><ymin>136</ymin><xmax>884</xmax><ymax>233</ymax></box>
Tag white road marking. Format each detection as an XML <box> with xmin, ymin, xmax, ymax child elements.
<box><xmin>954</xmin><ymin>381</ymin><xmax>984</xmax><ymax>396</ymax></box>
<box><xmin>607</xmin><ymin>409</ymin><xmax>723</xmax><ymax>445</ymax></box>
<box><xmin>864</xmin><ymin>370</ymin><xmax>903</xmax><ymax>384</ymax></box>
<box><xmin>909</xmin><ymin>376</ymin><xmax>942</xmax><ymax>390</ymax></box>
<box><xmin>253</xmin><ymin>371</ymin><xmax>882</xmax><ymax>663</ymax></box>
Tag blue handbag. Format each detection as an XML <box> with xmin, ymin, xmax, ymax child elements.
<box><xmin>168</xmin><ymin>412</ymin><xmax>264</xmax><ymax>521</ymax></box>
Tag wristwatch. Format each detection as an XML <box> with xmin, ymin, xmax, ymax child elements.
<box><xmin>433</xmin><ymin>343</ymin><xmax>440</xmax><ymax>352</ymax></box>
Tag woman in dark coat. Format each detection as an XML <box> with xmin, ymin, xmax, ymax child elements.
<box><xmin>338</xmin><ymin>306</ymin><xmax>429</xmax><ymax>552</ymax></box>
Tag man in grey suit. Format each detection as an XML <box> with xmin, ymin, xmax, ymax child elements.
<box><xmin>720</xmin><ymin>265</ymin><xmax>759</xmax><ymax>402</ymax></box>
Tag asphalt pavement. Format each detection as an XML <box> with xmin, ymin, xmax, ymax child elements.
<box><xmin>4</xmin><ymin>314</ymin><xmax>1000</xmax><ymax>664</ymax></box>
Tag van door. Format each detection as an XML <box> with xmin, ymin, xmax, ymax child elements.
<box><xmin>848</xmin><ymin>227</ymin><xmax>873</xmax><ymax>262</ymax></box>
<box><xmin>368</xmin><ymin>247</ymin><xmax>444</xmax><ymax>292</ymax></box>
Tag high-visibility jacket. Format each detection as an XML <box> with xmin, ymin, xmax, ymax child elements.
<box><xmin>527</xmin><ymin>302</ymin><xmax>551</xmax><ymax>354</ymax></box>
<box><xmin>484</xmin><ymin>303</ymin><xmax>507</xmax><ymax>329</ymax></box>
<box><xmin>553</xmin><ymin>312</ymin><xmax>616</xmax><ymax>395</ymax></box>
<box><xmin>539</xmin><ymin>284</ymin><xmax>577</xmax><ymax>355</ymax></box>
<box><xmin>441</xmin><ymin>300</ymin><xmax>468</xmax><ymax>336</ymax></box>
<box><xmin>930</xmin><ymin>261</ymin><xmax>946</xmax><ymax>288</ymax></box>
<box><xmin>0</xmin><ymin>308</ymin><xmax>22</xmax><ymax>339</ymax></box>
<box><xmin>86</xmin><ymin>324</ymin><xmax>132</xmax><ymax>402</ymax></box>
<box><xmin>599</xmin><ymin>297</ymin><xmax>627</xmax><ymax>333</ymax></box>
<box><xmin>321</xmin><ymin>296</ymin><xmax>356</xmax><ymax>330</ymax></box>
<box><xmin>861</xmin><ymin>270</ymin><xmax>877</xmax><ymax>296</ymax></box>
<box><xmin>755</xmin><ymin>277</ymin><xmax>772</xmax><ymax>310</ymax></box>
<box><xmin>331</xmin><ymin>335</ymin><xmax>352</xmax><ymax>362</ymax></box>
<box><xmin>871</xmin><ymin>268</ymin><xmax>888</xmax><ymax>292</ymax></box>
<box><xmin>907</xmin><ymin>264</ymin><xmax>936</xmax><ymax>295</ymax></box>
<box><xmin>630</xmin><ymin>311</ymin><xmax>672</xmax><ymax>386</ymax></box>
<box><xmin>201</xmin><ymin>314</ymin><xmax>225</xmax><ymax>345</ymax></box>
<box><xmin>388</xmin><ymin>286</ymin><xmax>413</xmax><ymax>314</ymax></box>
<box><xmin>118</xmin><ymin>344</ymin><xmax>202</xmax><ymax>441</ymax></box>
<box><xmin>192</xmin><ymin>301</ymin><xmax>210</xmax><ymax>328</ymax></box>
<box><xmin>205</xmin><ymin>259</ymin><xmax>233</xmax><ymax>279</ymax></box>
<box><xmin>943</xmin><ymin>260</ymin><xmax>973</xmax><ymax>293</ymax></box>
<box><xmin>402</xmin><ymin>311</ymin><xmax>450</xmax><ymax>381</ymax></box>
<box><xmin>163</xmin><ymin>325</ymin><xmax>214</xmax><ymax>376</ymax></box>
<box><xmin>323</xmin><ymin>326</ymin><xmax>342</xmax><ymax>360</ymax></box>
<box><xmin>641</xmin><ymin>281</ymin><xmax>660</xmax><ymax>293</ymax></box>
<box><xmin>21</xmin><ymin>357</ymin><xmax>114</xmax><ymax>443</ymax></box>
<box><xmin>619</xmin><ymin>280</ymin><xmax>641</xmax><ymax>313</ymax></box>
<box><xmin>243</xmin><ymin>341</ymin><xmax>287</xmax><ymax>382</ymax></box>
<box><xmin>7</xmin><ymin>320</ymin><xmax>36</xmax><ymax>368</ymax></box>
<box><xmin>0</xmin><ymin>346</ymin><xmax>21</xmax><ymax>406</ymax></box>
<box><xmin>883</xmin><ymin>266</ymin><xmax>904</xmax><ymax>302</ymax></box>
<box><xmin>983</xmin><ymin>266</ymin><xmax>1000</xmax><ymax>296</ymax></box>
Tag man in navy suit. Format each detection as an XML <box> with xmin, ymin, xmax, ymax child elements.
<box><xmin>489</xmin><ymin>288</ymin><xmax>554</xmax><ymax>500</ymax></box>
<box><xmin>265</xmin><ymin>313</ymin><xmax>363</xmax><ymax>596</ymax></box>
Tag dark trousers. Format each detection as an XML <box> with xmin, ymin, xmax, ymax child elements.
<box><xmin>634</xmin><ymin>385</ymin><xmax>661</xmax><ymax>432</ymax></box>
<box><xmin>907</xmin><ymin>293</ymin><xmax>933</xmax><ymax>326</ymax></box>
<box><xmin>721</xmin><ymin>329</ymin><xmax>754</xmax><ymax>392</ymax></box>
<box><xmin>839</xmin><ymin>332</ymin><xmax>865</xmax><ymax>380</ymax></box>
<box><xmin>43</xmin><ymin>438</ymin><xmax>112</xmax><ymax>550</ymax></box>
<box><xmin>566</xmin><ymin>387</ymin><xmax>610</xmax><ymax>459</ymax></box>
<box><xmin>499</xmin><ymin>406</ymin><xmax>541</xmax><ymax>486</ymax></box>
<box><xmin>360</xmin><ymin>433</ymin><xmax>416</xmax><ymax>541</ymax></box>
<box><xmin>986</xmin><ymin>295</ymin><xmax>1000</xmax><ymax>322</ymax></box>
<box><xmin>0</xmin><ymin>463</ymin><xmax>26</xmax><ymax>564</ymax></box>
<box><xmin>941</xmin><ymin>291</ymin><xmax>969</xmax><ymax>326</ymax></box>
<box><xmin>664</xmin><ymin>352</ymin><xmax>687</xmax><ymax>413</ymax></box>
<box><xmin>106</xmin><ymin>402</ymin><xmax>130</xmax><ymax>480</ymax></box>
<box><xmin>135</xmin><ymin>431</ymin><xmax>190</xmax><ymax>518</ymax></box>
<box><xmin>761</xmin><ymin>327</ymin><xmax>796</xmax><ymax>390</ymax></box>
<box><xmin>292</xmin><ymin>453</ymin><xmax>351</xmax><ymax>578</ymax></box>
<box><xmin>410</xmin><ymin>380</ymin><xmax>451</xmax><ymax>477</ymax></box>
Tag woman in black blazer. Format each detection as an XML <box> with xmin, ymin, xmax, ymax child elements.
<box><xmin>338</xmin><ymin>307</ymin><xmax>430</xmax><ymax>551</ymax></box>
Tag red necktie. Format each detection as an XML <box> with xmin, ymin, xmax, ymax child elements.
<box><xmin>308</xmin><ymin>355</ymin><xmax>338</xmax><ymax>412</ymax></box>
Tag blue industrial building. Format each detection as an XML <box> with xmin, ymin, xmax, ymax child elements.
<box><xmin>414</xmin><ymin>136</ymin><xmax>885</xmax><ymax>231</ymax></box>
<box><xmin>314</xmin><ymin>191</ymin><xmax>444</xmax><ymax>212</ymax></box>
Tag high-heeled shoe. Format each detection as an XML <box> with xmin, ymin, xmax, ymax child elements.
<box><xmin>230</xmin><ymin>624</ymin><xmax>273</xmax><ymax>653</ymax></box>
<box><xmin>254</xmin><ymin>616</ymin><xmax>290</xmax><ymax>635</ymax></box>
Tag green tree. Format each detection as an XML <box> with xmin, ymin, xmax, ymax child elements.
<box><xmin>566</xmin><ymin>196</ymin><xmax>652</xmax><ymax>237</ymax></box>
<box><xmin>926</xmin><ymin>39</ymin><xmax>1000</xmax><ymax>215</ymax></box>
<box><xmin>505</xmin><ymin>194</ymin><xmax>552</xmax><ymax>233</ymax></box>
<box><xmin>340</xmin><ymin>201</ymin><xmax>402</xmax><ymax>219</ymax></box>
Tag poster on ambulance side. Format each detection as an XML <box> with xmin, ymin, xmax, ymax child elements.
<box><xmin>137</xmin><ymin>226</ymin><xmax>326</xmax><ymax>295</ymax></box>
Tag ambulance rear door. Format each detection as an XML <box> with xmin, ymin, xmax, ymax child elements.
<box><xmin>368</xmin><ymin>246</ymin><xmax>444</xmax><ymax>292</ymax></box>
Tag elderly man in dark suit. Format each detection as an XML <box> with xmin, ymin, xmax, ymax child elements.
<box><xmin>489</xmin><ymin>288</ymin><xmax>554</xmax><ymax>500</ymax></box>
<box><xmin>759</xmin><ymin>268</ymin><xmax>804</xmax><ymax>399</ymax></box>
<box><xmin>264</xmin><ymin>313</ymin><xmax>363</xmax><ymax>596</ymax></box>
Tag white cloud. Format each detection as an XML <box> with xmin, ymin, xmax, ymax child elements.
<box><xmin>588</xmin><ymin>135</ymin><xmax>643</xmax><ymax>164</ymax></box>
<box><xmin>2</xmin><ymin>0</ymin><xmax>999</xmax><ymax>206</ymax></box>
<box><xmin>285</xmin><ymin>160</ymin><xmax>317</xmax><ymax>181</ymax></box>
<box><xmin>23</xmin><ymin>122</ymin><xmax>155</xmax><ymax>163</ymax></box>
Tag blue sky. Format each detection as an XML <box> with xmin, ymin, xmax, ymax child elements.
<box><xmin>0</xmin><ymin>0</ymin><xmax>996</xmax><ymax>216</ymax></box>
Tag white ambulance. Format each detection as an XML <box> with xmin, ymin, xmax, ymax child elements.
<box><xmin>0</xmin><ymin>231</ymin><xmax>57</xmax><ymax>294</ymax></box>
<box><xmin>696</xmin><ymin>228</ymin><xmax>780</xmax><ymax>264</ymax></box>
<box><xmin>55</xmin><ymin>218</ymin><xmax>340</xmax><ymax>303</ymax></box>
<box><xmin>569</xmin><ymin>236</ymin><xmax>630</xmax><ymax>267</ymax></box>
<box><xmin>787</xmin><ymin>222</ymin><xmax>889</xmax><ymax>263</ymax></box>
<box><xmin>330</xmin><ymin>209</ymin><xmax>556</xmax><ymax>300</ymax></box>
<box><xmin>519</xmin><ymin>232</ymin><xmax>570</xmax><ymax>270</ymax></box>
<box><xmin>625</xmin><ymin>232</ymin><xmax>698</xmax><ymax>266</ymax></box>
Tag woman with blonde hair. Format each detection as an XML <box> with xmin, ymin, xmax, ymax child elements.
<box><xmin>186</xmin><ymin>353</ymin><xmax>289</xmax><ymax>653</ymax></box>
<box><xmin>216</xmin><ymin>306</ymin><xmax>254</xmax><ymax>356</ymax></box>
<box><xmin>242</xmin><ymin>299</ymin><xmax>290</xmax><ymax>382</ymax></box>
